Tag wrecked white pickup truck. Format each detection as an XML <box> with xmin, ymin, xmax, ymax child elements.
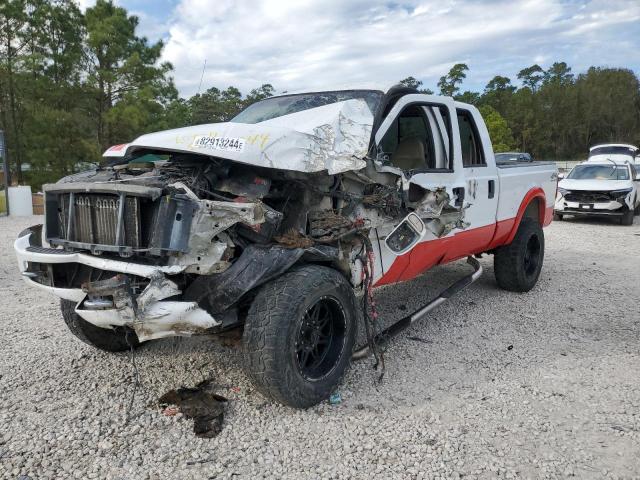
<box><xmin>15</xmin><ymin>86</ymin><xmax>557</xmax><ymax>408</ymax></box>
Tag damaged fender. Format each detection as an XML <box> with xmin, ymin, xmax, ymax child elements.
<box><xmin>184</xmin><ymin>244</ymin><xmax>306</xmax><ymax>314</ymax></box>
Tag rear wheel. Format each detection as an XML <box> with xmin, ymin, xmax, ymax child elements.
<box><xmin>494</xmin><ymin>219</ymin><xmax>545</xmax><ymax>292</ymax></box>
<box><xmin>621</xmin><ymin>208</ymin><xmax>634</xmax><ymax>226</ymax></box>
<box><xmin>242</xmin><ymin>265</ymin><xmax>357</xmax><ymax>408</ymax></box>
<box><xmin>60</xmin><ymin>299</ymin><xmax>139</xmax><ymax>352</ymax></box>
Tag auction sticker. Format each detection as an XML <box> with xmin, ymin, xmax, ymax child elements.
<box><xmin>192</xmin><ymin>135</ymin><xmax>245</xmax><ymax>152</ymax></box>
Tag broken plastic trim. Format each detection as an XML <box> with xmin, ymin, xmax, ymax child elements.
<box><xmin>351</xmin><ymin>256</ymin><xmax>482</xmax><ymax>360</ymax></box>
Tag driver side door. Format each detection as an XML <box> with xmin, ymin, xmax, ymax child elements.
<box><xmin>371</xmin><ymin>94</ymin><xmax>466</xmax><ymax>285</ymax></box>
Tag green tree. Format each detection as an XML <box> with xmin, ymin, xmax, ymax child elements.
<box><xmin>189</xmin><ymin>86</ymin><xmax>244</xmax><ymax>124</ymax></box>
<box><xmin>481</xmin><ymin>75</ymin><xmax>516</xmax><ymax>114</ymax></box>
<box><xmin>575</xmin><ymin>67</ymin><xmax>640</xmax><ymax>150</ymax></box>
<box><xmin>245</xmin><ymin>83</ymin><xmax>275</xmax><ymax>106</ymax></box>
<box><xmin>399</xmin><ymin>76</ymin><xmax>434</xmax><ymax>94</ymax></box>
<box><xmin>18</xmin><ymin>0</ymin><xmax>91</xmax><ymax>185</ymax></box>
<box><xmin>479</xmin><ymin>105</ymin><xmax>515</xmax><ymax>152</ymax></box>
<box><xmin>456</xmin><ymin>91</ymin><xmax>480</xmax><ymax>104</ymax></box>
<box><xmin>84</xmin><ymin>0</ymin><xmax>174</xmax><ymax>149</ymax></box>
<box><xmin>0</xmin><ymin>0</ymin><xmax>28</xmax><ymax>182</ymax></box>
<box><xmin>544</xmin><ymin>62</ymin><xmax>574</xmax><ymax>86</ymax></box>
<box><xmin>437</xmin><ymin>63</ymin><xmax>468</xmax><ymax>97</ymax></box>
<box><xmin>517</xmin><ymin>64</ymin><xmax>544</xmax><ymax>91</ymax></box>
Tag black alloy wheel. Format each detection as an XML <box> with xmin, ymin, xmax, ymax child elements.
<box><xmin>295</xmin><ymin>296</ymin><xmax>347</xmax><ymax>381</ymax></box>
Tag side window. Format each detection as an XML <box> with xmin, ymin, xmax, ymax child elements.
<box><xmin>380</xmin><ymin>104</ymin><xmax>452</xmax><ymax>172</ymax></box>
<box><xmin>457</xmin><ymin>109</ymin><xmax>486</xmax><ymax>167</ymax></box>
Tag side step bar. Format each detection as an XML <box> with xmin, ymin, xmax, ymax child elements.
<box><xmin>352</xmin><ymin>256</ymin><xmax>483</xmax><ymax>361</ymax></box>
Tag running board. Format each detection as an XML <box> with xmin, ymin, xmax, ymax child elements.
<box><xmin>351</xmin><ymin>256</ymin><xmax>483</xmax><ymax>361</ymax></box>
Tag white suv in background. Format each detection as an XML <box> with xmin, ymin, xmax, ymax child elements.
<box><xmin>555</xmin><ymin>159</ymin><xmax>639</xmax><ymax>225</ymax></box>
<box><xmin>588</xmin><ymin>144</ymin><xmax>639</xmax><ymax>164</ymax></box>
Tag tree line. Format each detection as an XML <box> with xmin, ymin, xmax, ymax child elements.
<box><xmin>2</xmin><ymin>0</ymin><xmax>639</xmax><ymax>189</ymax></box>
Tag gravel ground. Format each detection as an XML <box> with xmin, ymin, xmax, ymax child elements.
<box><xmin>1</xmin><ymin>214</ymin><xmax>639</xmax><ymax>480</ymax></box>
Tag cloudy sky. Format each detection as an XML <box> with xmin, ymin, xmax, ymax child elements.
<box><xmin>79</xmin><ymin>0</ymin><xmax>640</xmax><ymax>98</ymax></box>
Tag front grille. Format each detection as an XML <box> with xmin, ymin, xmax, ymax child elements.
<box><xmin>59</xmin><ymin>194</ymin><xmax>141</xmax><ymax>247</ymax></box>
<box><xmin>43</xmin><ymin>183</ymin><xmax>196</xmax><ymax>257</ymax></box>
<box><xmin>564</xmin><ymin>191</ymin><xmax>612</xmax><ymax>203</ymax></box>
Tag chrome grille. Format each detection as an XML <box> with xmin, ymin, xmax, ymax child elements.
<box><xmin>59</xmin><ymin>193</ymin><xmax>141</xmax><ymax>247</ymax></box>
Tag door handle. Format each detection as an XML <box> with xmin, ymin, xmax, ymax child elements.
<box><xmin>488</xmin><ymin>180</ymin><xmax>495</xmax><ymax>199</ymax></box>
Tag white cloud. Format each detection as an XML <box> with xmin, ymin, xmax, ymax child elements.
<box><xmin>75</xmin><ymin>0</ymin><xmax>96</xmax><ymax>10</ymax></box>
<box><xmin>154</xmin><ymin>0</ymin><xmax>640</xmax><ymax>96</ymax></box>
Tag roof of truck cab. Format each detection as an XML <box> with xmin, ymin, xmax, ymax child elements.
<box><xmin>274</xmin><ymin>84</ymin><xmax>387</xmax><ymax>97</ymax></box>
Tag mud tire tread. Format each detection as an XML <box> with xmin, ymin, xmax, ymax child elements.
<box><xmin>242</xmin><ymin>265</ymin><xmax>357</xmax><ymax>408</ymax></box>
<box><xmin>494</xmin><ymin>219</ymin><xmax>545</xmax><ymax>293</ymax></box>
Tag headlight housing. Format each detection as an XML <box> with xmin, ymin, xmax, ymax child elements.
<box><xmin>557</xmin><ymin>187</ymin><xmax>569</xmax><ymax>196</ymax></box>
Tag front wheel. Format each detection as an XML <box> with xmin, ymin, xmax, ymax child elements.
<box><xmin>242</xmin><ymin>265</ymin><xmax>357</xmax><ymax>408</ymax></box>
<box><xmin>553</xmin><ymin>212</ymin><xmax>563</xmax><ymax>221</ymax></box>
<box><xmin>494</xmin><ymin>219</ymin><xmax>545</xmax><ymax>292</ymax></box>
<box><xmin>621</xmin><ymin>208</ymin><xmax>634</xmax><ymax>225</ymax></box>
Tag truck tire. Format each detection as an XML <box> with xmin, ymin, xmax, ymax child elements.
<box><xmin>494</xmin><ymin>218</ymin><xmax>545</xmax><ymax>292</ymax></box>
<box><xmin>242</xmin><ymin>265</ymin><xmax>357</xmax><ymax>408</ymax></box>
<box><xmin>621</xmin><ymin>208</ymin><xmax>634</xmax><ymax>225</ymax></box>
<box><xmin>60</xmin><ymin>299</ymin><xmax>139</xmax><ymax>352</ymax></box>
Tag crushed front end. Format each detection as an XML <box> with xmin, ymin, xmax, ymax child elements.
<box><xmin>14</xmin><ymin>151</ymin><xmax>394</xmax><ymax>342</ymax></box>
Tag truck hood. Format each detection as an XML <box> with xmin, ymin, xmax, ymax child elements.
<box><xmin>108</xmin><ymin>99</ymin><xmax>373</xmax><ymax>175</ymax></box>
<box><xmin>559</xmin><ymin>178</ymin><xmax>632</xmax><ymax>191</ymax></box>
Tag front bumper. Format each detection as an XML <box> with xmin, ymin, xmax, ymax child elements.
<box><xmin>14</xmin><ymin>226</ymin><xmax>221</xmax><ymax>342</ymax></box>
<box><xmin>554</xmin><ymin>197</ymin><xmax>627</xmax><ymax>216</ymax></box>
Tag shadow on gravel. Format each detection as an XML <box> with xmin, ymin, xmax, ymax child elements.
<box><xmin>158</xmin><ymin>379</ymin><xmax>228</xmax><ymax>438</ymax></box>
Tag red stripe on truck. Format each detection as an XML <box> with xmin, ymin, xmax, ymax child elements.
<box><xmin>375</xmin><ymin>188</ymin><xmax>548</xmax><ymax>287</ymax></box>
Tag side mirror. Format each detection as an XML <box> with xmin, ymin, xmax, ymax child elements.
<box><xmin>557</xmin><ymin>173</ymin><xmax>565</xmax><ymax>180</ymax></box>
<box><xmin>385</xmin><ymin>212</ymin><xmax>426</xmax><ymax>255</ymax></box>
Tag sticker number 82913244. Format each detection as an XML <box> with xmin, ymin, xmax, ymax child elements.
<box><xmin>192</xmin><ymin>135</ymin><xmax>245</xmax><ymax>152</ymax></box>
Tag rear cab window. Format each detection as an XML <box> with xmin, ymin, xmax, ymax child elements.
<box><xmin>456</xmin><ymin>109</ymin><xmax>486</xmax><ymax>168</ymax></box>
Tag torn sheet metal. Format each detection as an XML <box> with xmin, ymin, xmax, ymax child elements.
<box><xmin>412</xmin><ymin>188</ymin><xmax>450</xmax><ymax>218</ymax></box>
<box><xmin>77</xmin><ymin>301</ymin><xmax>220</xmax><ymax>342</ymax></box>
<box><xmin>409</xmin><ymin>186</ymin><xmax>470</xmax><ymax>238</ymax></box>
<box><xmin>424</xmin><ymin>210</ymin><xmax>470</xmax><ymax>237</ymax></box>
<box><xmin>79</xmin><ymin>272</ymin><xmax>220</xmax><ymax>341</ymax></box>
<box><xmin>168</xmin><ymin>197</ymin><xmax>269</xmax><ymax>274</ymax></box>
<box><xmin>124</xmin><ymin>99</ymin><xmax>373</xmax><ymax>174</ymax></box>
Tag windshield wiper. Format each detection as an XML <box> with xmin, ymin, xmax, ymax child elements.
<box><xmin>604</xmin><ymin>158</ymin><xmax>619</xmax><ymax>179</ymax></box>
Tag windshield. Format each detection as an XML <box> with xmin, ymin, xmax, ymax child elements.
<box><xmin>567</xmin><ymin>164</ymin><xmax>630</xmax><ymax>180</ymax></box>
<box><xmin>589</xmin><ymin>146</ymin><xmax>637</xmax><ymax>158</ymax></box>
<box><xmin>231</xmin><ymin>90</ymin><xmax>384</xmax><ymax>124</ymax></box>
